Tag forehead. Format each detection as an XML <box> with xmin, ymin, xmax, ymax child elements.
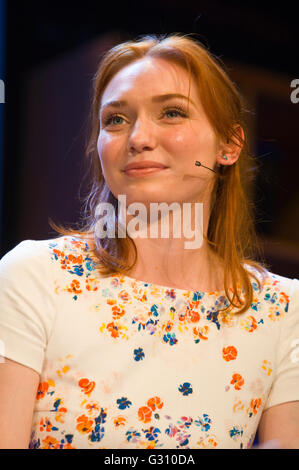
<box><xmin>101</xmin><ymin>57</ymin><xmax>197</xmax><ymax>103</ymax></box>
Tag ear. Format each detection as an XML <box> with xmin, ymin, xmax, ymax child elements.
<box><xmin>216</xmin><ymin>125</ymin><xmax>245</xmax><ymax>166</ymax></box>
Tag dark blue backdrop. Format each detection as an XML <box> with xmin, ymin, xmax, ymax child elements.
<box><xmin>0</xmin><ymin>0</ymin><xmax>5</xmax><ymax>249</ymax></box>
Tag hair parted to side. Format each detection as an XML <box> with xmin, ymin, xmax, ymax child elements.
<box><xmin>49</xmin><ymin>32</ymin><xmax>270</xmax><ymax>315</ymax></box>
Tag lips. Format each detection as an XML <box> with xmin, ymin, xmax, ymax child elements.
<box><xmin>123</xmin><ymin>161</ymin><xmax>168</xmax><ymax>171</ymax></box>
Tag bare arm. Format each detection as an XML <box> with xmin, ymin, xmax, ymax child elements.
<box><xmin>0</xmin><ymin>357</ymin><xmax>40</xmax><ymax>449</ymax></box>
<box><xmin>258</xmin><ymin>401</ymin><xmax>299</xmax><ymax>449</ymax></box>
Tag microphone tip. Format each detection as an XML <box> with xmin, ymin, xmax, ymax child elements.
<box><xmin>195</xmin><ymin>161</ymin><xmax>201</xmax><ymax>166</ymax></box>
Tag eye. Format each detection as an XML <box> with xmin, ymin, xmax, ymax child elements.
<box><xmin>102</xmin><ymin>114</ymin><xmax>125</xmax><ymax>126</ymax></box>
<box><xmin>102</xmin><ymin>104</ymin><xmax>188</xmax><ymax>127</ymax></box>
<box><xmin>162</xmin><ymin>105</ymin><xmax>188</xmax><ymax>119</ymax></box>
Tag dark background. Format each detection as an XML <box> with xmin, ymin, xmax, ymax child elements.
<box><xmin>1</xmin><ymin>0</ymin><xmax>299</xmax><ymax>273</ymax></box>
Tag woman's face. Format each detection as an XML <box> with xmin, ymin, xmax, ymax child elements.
<box><xmin>97</xmin><ymin>57</ymin><xmax>222</xmax><ymax>207</ymax></box>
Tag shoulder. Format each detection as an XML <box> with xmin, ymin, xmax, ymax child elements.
<box><xmin>47</xmin><ymin>234</ymin><xmax>100</xmax><ymax>277</ymax></box>
<box><xmin>242</xmin><ymin>263</ymin><xmax>298</xmax><ymax>318</ymax></box>
<box><xmin>0</xmin><ymin>234</ymin><xmax>97</xmax><ymax>280</ymax></box>
<box><xmin>262</xmin><ymin>270</ymin><xmax>298</xmax><ymax>305</ymax></box>
<box><xmin>244</xmin><ymin>263</ymin><xmax>296</xmax><ymax>297</ymax></box>
<box><xmin>0</xmin><ymin>238</ymin><xmax>55</xmax><ymax>278</ymax></box>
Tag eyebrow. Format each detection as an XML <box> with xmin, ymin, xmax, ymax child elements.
<box><xmin>99</xmin><ymin>93</ymin><xmax>196</xmax><ymax>113</ymax></box>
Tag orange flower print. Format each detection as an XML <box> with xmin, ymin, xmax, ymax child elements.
<box><xmin>197</xmin><ymin>435</ymin><xmax>219</xmax><ymax>448</ymax></box>
<box><xmin>112</xmin><ymin>305</ymin><xmax>125</xmax><ymax>319</ymax></box>
<box><xmin>247</xmin><ymin>398</ymin><xmax>262</xmax><ymax>417</ymax></box>
<box><xmin>219</xmin><ymin>311</ymin><xmax>234</xmax><ymax>327</ymax></box>
<box><xmin>86</xmin><ymin>402</ymin><xmax>100</xmax><ymax>415</ymax></box>
<box><xmin>36</xmin><ymin>382</ymin><xmax>49</xmax><ymax>400</ymax></box>
<box><xmin>68</xmin><ymin>254</ymin><xmax>83</xmax><ymax>264</ymax></box>
<box><xmin>61</xmin><ymin>442</ymin><xmax>76</xmax><ymax>449</ymax></box>
<box><xmin>138</xmin><ymin>406</ymin><xmax>152</xmax><ymax>423</ymax></box>
<box><xmin>76</xmin><ymin>414</ymin><xmax>94</xmax><ymax>434</ymax></box>
<box><xmin>261</xmin><ymin>359</ymin><xmax>272</xmax><ymax>376</ymax></box>
<box><xmin>85</xmin><ymin>277</ymin><xmax>98</xmax><ymax>292</ymax></box>
<box><xmin>78</xmin><ymin>378</ymin><xmax>95</xmax><ymax>395</ymax></box>
<box><xmin>107</xmin><ymin>321</ymin><xmax>120</xmax><ymax>338</ymax></box>
<box><xmin>233</xmin><ymin>398</ymin><xmax>245</xmax><ymax>413</ymax></box>
<box><xmin>147</xmin><ymin>396</ymin><xmax>164</xmax><ymax>412</ymax></box>
<box><xmin>230</xmin><ymin>373</ymin><xmax>244</xmax><ymax>391</ymax></box>
<box><xmin>52</xmin><ymin>248</ymin><xmax>62</xmax><ymax>256</ymax></box>
<box><xmin>69</xmin><ymin>237</ymin><xmax>86</xmax><ymax>249</ymax></box>
<box><xmin>118</xmin><ymin>290</ymin><xmax>130</xmax><ymax>303</ymax></box>
<box><xmin>66</xmin><ymin>279</ymin><xmax>82</xmax><ymax>295</ymax></box>
<box><xmin>268</xmin><ymin>306</ymin><xmax>285</xmax><ymax>322</ymax></box>
<box><xmin>207</xmin><ymin>437</ymin><xmax>218</xmax><ymax>447</ymax></box>
<box><xmin>193</xmin><ymin>325</ymin><xmax>209</xmax><ymax>342</ymax></box>
<box><xmin>241</xmin><ymin>315</ymin><xmax>258</xmax><ymax>333</ymax></box>
<box><xmin>222</xmin><ymin>346</ymin><xmax>238</xmax><ymax>362</ymax></box>
<box><xmin>39</xmin><ymin>417</ymin><xmax>56</xmax><ymax>432</ymax></box>
<box><xmin>162</xmin><ymin>321</ymin><xmax>173</xmax><ymax>333</ymax></box>
<box><xmin>187</xmin><ymin>309</ymin><xmax>200</xmax><ymax>323</ymax></box>
<box><xmin>55</xmin><ymin>407</ymin><xmax>67</xmax><ymax>423</ymax></box>
<box><xmin>41</xmin><ymin>436</ymin><xmax>60</xmax><ymax>449</ymax></box>
<box><xmin>145</xmin><ymin>441</ymin><xmax>158</xmax><ymax>449</ymax></box>
<box><xmin>99</xmin><ymin>321</ymin><xmax>128</xmax><ymax>340</ymax></box>
<box><xmin>114</xmin><ymin>416</ymin><xmax>127</xmax><ymax>427</ymax></box>
<box><xmin>279</xmin><ymin>292</ymin><xmax>289</xmax><ymax>305</ymax></box>
<box><xmin>56</xmin><ymin>365</ymin><xmax>70</xmax><ymax>378</ymax></box>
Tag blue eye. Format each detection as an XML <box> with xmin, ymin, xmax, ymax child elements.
<box><xmin>105</xmin><ymin>115</ymin><xmax>124</xmax><ymax>126</ymax></box>
<box><xmin>103</xmin><ymin>105</ymin><xmax>188</xmax><ymax>127</ymax></box>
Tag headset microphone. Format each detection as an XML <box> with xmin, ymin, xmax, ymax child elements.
<box><xmin>195</xmin><ymin>161</ymin><xmax>218</xmax><ymax>173</ymax></box>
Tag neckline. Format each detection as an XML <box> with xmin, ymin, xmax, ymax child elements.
<box><xmin>118</xmin><ymin>272</ymin><xmax>227</xmax><ymax>297</ymax></box>
<box><xmin>68</xmin><ymin>235</ymin><xmax>239</xmax><ymax>297</ymax></box>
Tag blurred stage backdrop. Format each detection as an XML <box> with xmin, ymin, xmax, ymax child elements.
<box><xmin>1</xmin><ymin>1</ymin><xmax>298</xmax><ymax>273</ymax></box>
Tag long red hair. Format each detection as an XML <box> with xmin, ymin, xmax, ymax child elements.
<box><xmin>49</xmin><ymin>33</ymin><xmax>269</xmax><ymax>314</ymax></box>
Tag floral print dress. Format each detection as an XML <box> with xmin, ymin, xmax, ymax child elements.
<box><xmin>0</xmin><ymin>235</ymin><xmax>299</xmax><ymax>449</ymax></box>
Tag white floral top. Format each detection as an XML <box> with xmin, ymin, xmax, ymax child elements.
<box><xmin>0</xmin><ymin>235</ymin><xmax>299</xmax><ymax>449</ymax></box>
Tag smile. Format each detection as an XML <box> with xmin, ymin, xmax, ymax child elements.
<box><xmin>123</xmin><ymin>167</ymin><xmax>169</xmax><ymax>178</ymax></box>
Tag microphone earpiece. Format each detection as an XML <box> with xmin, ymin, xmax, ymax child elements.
<box><xmin>195</xmin><ymin>161</ymin><xmax>218</xmax><ymax>173</ymax></box>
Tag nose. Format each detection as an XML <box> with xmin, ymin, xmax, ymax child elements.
<box><xmin>126</xmin><ymin>117</ymin><xmax>156</xmax><ymax>155</ymax></box>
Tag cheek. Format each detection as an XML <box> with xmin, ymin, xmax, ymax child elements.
<box><xmin>169</xmin><ymin>126</ymin><xmax>217</xmax><ymax>157</ymax></box>
<box><xmin>164</xmin><ymin>128</ymin><xmax>202</xmax><ymax>157</ymax></box>
<box><xmin>97</xmin><ymin>133</ymin><xmax>121</xmax><ymax>166</ymax></box>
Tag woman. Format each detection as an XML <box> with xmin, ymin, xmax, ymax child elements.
<box><xmin>0</xmin><ymin>33</ymin><xmax>298</xmax><ymax>449</ymax></box>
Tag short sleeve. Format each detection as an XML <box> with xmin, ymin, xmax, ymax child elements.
<box><xmin>263</xmin><ymin>277</ymin><xmax>299</xmax><ymax>410</ymax></box>
<box><xmin>0</xmin><ymin>240</ymin><xmax>57</xmax><ymax>375</ymax></box>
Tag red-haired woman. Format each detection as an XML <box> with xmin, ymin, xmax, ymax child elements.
<box><xmin>0</xmin><ymin>33</ymin><xmax>298</xmax><ymax>449</ymax></box>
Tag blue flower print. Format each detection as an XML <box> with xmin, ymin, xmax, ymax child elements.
<box><xmin>178</xmin><ymin>382</ymin><xmax>193</xmax><ymax>396</ymax></box>
<box><xmin>163</xmin><ymin>333</ymin><xmax>178</xmax><ymax>346</ymax></box>
<box><xmin>194</xmin><ymin>413</ymin><xmax>211</xmax><ymax>431</ymax></box>
<box><xmin>229</xmin><ymin>426</ymin><xmax>243</xmax><ymax>440</ymax></box>
<box><xmin>134</xmin><ymin>347</ymin><xmax>145</xmax><ymax>361</ymax></box>
<box><xmin>85</xmin><ymin>255</ymin><xmax>96</xmax><ymax>272</ymax></box>
<box><xmin>126</xmin><ymin>429</ymin><xmax>141</xmax><ymax>442</ymax></box>
<box><xmin>166</xmin><ymin>289</ymin><xmax>176</xmax><ymax>300</ymax></box>
<box><xmin>252</xmin><ymin>281</ymin><xmax>260</xmax><ymax>292</ymax></box>
<box><xmin>264</xmin><ymin>292</ymin><xmax>277</xmax><ymax>304</ymax></box>
<box><xmin>143</xmin><ymin>426</ymin><xmax>161</xmax><ymax>441</ymax></box>
<box><xmin>95</xmin><ymin>408</ymin><xmax>107</xmax><ymax>425</ymax></box>
<box><xmin>206</xmin><ymin>308</ymin><xmax>221</xmax><ymax>330</ymax></box>
<box><xmin>192</xmin><ymin>292</ymin><xmax>204</xmax><ymax>302</ymax></box>
<box><xmin>150</xmin><ymin>304</ymin><xmax>159</xmax><ymax>317</ymax></box>
<box><xmin>90</xmin><ymin>424</ymin><xmax>105</xmax><ymax>442</ymax></box>
<box><xmin>117</xmin><ymin>397</ymin><xmax>132</xmax><ymax>410</ymax></box>
<box><xmin>68</xmin><ymin>264</ymin><xmax>84</xmax><ymax>276</ymax></box>
<box><xmin>51</xmin><ymin>398</ymin><xmax>62</xmax><ymax>412</ymax></box>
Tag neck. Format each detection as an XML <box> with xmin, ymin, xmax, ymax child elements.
<box><xmin>123</xmin><ymin>199</ymin><xmax>224</xmax><ymax>292</ymax></box>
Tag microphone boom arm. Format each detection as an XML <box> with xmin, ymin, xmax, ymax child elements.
<box><xmin>195</xmin><ymin>160</ymin><xmax>218</xmax><ymax>173</ymax></box>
